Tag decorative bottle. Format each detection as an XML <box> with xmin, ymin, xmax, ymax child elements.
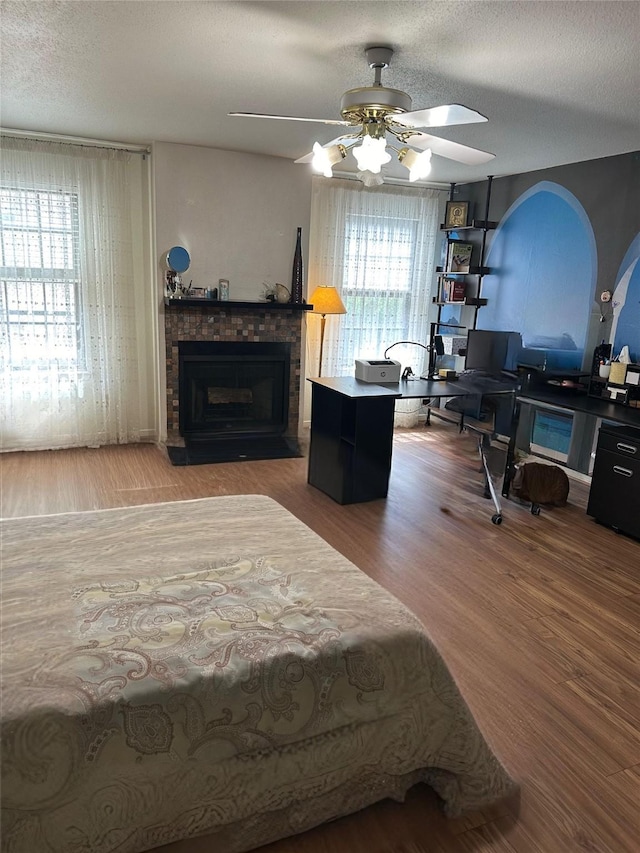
<box><xmin>290</xmin><ymin>227</ymin><xmax>304</xmax><ymax>303</ymax></box>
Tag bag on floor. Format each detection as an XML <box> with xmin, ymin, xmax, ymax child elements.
<box><xmin>512</xmin><ymin>462</ymin><xmax>569</xmax><ymax>507</ymax></box>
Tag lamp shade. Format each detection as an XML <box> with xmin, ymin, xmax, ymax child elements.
<box><xmin>309</xmin><ymin>285</ymin><xmax>347</xmax><ymax>316</ymax></box>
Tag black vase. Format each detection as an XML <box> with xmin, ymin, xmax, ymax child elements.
<box><xmin>290</xmin><ymin>227</ymin><xmax>304</xmax><ymax>303</ymax></box>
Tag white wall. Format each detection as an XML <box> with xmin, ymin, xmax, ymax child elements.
<box><xmin>152</xmin><ymin>143</ymin><xmax>313</xmax><ymax>440</ymax></box>
<box><xmin>153</xmin><ymin>143</ymin><xmax>312</xmax><ymax>301</ymax></box>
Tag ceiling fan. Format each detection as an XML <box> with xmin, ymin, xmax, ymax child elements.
<box><xmin>229</xmin><ymin>46</ymin><xmax>495</xmax><ymax>185</ymax></box>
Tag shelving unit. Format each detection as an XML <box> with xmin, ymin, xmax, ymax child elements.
<box><xmin>433</xmin><ymin>176</ymin><xmax>495</xmax><ymax>326</ymax></box>
<box><xmin>425</xmin><ymin>176</ymin><xmax>495</xmax><ymax>378</ymax></box>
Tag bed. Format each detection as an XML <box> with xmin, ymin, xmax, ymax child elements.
<box><xmin>1</xmin><ymin>496</ymin><xmax>516</xmax><ymax>852</ymax></box>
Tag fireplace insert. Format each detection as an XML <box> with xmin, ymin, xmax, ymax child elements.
<box><xmin>171</xmin><ymin>341</ymin><xmax>300</xmax><ymax>464</ymax></box>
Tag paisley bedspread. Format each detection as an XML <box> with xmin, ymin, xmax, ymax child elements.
<box><xmin>1</xmin><ymin>496</ymin><xmax>516</xmax><ymax>853</ymax></box>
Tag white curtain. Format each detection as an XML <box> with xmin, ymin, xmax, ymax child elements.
<box><xmin>307</xmin><ymin>176</ymin><xmax>442</xmax><ymax>426</ymax></box>
<box><xmin>0</xmin><ymin>136</ymin><xmax>155</xmax><ymax>451</ymax></box>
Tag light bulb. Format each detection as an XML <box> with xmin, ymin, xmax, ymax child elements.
<box><xmin>398</xmin><ymin>147</ymin><xmax>432</xmax><ymax>182</ymax></box>
<box><xmin>311</xmin><ymin>142</ymin><xmax>346</xmax><ymax>177</ymax></box>
<box><xmin>357</xmin><ymin>170</ymin><xmax>385</xmax><ymax>188</ymax></box>
<box><xmin>352</xmin><ymin>136</ymin><xmax>391</xmax><ymax>174</ymax></box>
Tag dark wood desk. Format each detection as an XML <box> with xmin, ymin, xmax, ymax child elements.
<box><xmin>503</xmin><ymin>383</ymin><xmax>640</xmax><ymax>498</ymax></box>
<box><xmin>307</xmin><ymin>378</ymin><xmax>400</xmax><ymax>504</ymax></box>
<box><xmin>307</xmin><ymin>377</ymin><xmax>501</xmax><ymax>504</ymax></box>
<box><xmin>309</xmin><ymin>375</ymin><xmax>640</xmax><ymax>532</ymax></box>
<box><xmin>501</xmin><ymin>379</ymin><xmax>640</xmax><ymax>537</ymax></box>
<box><xmin>516</xmin><ymin>387</ymin><xmax>640</xmax><ymax>428</ymax></box>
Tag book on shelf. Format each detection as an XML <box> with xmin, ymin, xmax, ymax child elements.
<box><xmin>439</xmin><ymin>278</ymin><xmax>466</xmax><ymax>302</ymax></box>
<box><xmin>446</xmin><ymin>240</ymin><xmax>473</xmax><ymax>273</ymax></box>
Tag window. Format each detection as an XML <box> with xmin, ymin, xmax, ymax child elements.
<box><xmin>1</xmin><ymin>135</ymin><xmax>154</xmax><ymax>451</ymax></box>
<box><xmin>308</xmin><ymin>177</ymin><xmax>441</xmax><ymax>380</ymax></box>
<box><xmin>1</xmin><ymin>187</ymin><xmax>83</xmax><ymax>369</ymax></box>
<box><xmin>341</xmin><ymin>212</ymin><xmax>419</xmax><ymax>368</ymax></box>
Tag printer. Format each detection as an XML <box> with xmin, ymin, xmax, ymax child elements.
<box><xmin>355</xmin><ymin>358</ymin><xmax>402</xmax><ymax>383</ymax></box>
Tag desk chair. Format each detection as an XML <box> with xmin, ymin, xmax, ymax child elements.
<box><xmin>425</xmin><ymin>375</ymin><xmax>517</xmax><ymax>525</ymax></box>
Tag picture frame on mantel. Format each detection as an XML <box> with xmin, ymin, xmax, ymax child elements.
<box><xmin>445</xmin><ymin>200</ymin><xmax>469</xmax><ymax>229</ymax></box>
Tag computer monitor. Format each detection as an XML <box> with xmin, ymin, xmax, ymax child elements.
<box><xmin>464</xmin><ymin>330</ymin><xmax>522</xmax><ymax>375</ymax></box>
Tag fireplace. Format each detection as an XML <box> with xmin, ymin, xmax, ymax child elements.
<box><xmin>164</xmin><ymin>300</ymin><xmax>307</xmax><ymax>465</ymax></box>
<box><xmin>180</xmin><ymin>340</ymin><xmax>290</xmax><ymax>436</ymax></box>
<box><xmin>169</xmin><ymin>340</ymin><xmax>301</xmax><ymax>464</ymax></box>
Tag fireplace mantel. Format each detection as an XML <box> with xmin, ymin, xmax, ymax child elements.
<box><xmin>164</xmin><ymin>298</ymin><xmax>312</xmax><ymax>311</ymax></box>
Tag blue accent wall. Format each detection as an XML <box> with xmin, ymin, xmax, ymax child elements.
<box><xmin>453</xmin><ymin>153</ymin><xmax>639</xmax><ymax>473</ymax></box>
<box><xmin>479</xmin><ymin>182</ymin><xmax>595</xmax><ymax>367</ymax></box>
<box><xmin>457</xmin><ymin>153</ymin><xmax>639</xmax><ymax>373</ymax></box>
<box><xmin>612</xmin><ymin>234</ymin><xmax>640</xmax><ymax>362</ymax></box>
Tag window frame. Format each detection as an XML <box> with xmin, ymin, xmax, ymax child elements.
<box><xmin>0</xmin><ymin>185</ymin><xmax>85</xmax><ymax>370</ymax></box>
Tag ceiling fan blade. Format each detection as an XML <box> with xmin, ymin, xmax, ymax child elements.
<box><xmin>229</xmin><ymin>112</ymin><xmax>350</xmax><ymax>127</ymax></box>
<box><xmin>393</xmin><ymin>104</ymin><xmax>488</xmax><ymax>129</ymax></box>
<box><xmin>406</xmin><ymin>132</ymin><xmax>495</xmax><ymax>165</ymax></box>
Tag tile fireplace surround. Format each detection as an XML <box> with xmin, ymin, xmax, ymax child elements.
<box><xmin>164</xmin><ymin>300</ymin><xmax>307</xmax><ymax>447</ymax></box>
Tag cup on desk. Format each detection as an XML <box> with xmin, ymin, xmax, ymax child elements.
<box><xmin>599</xmin><ymin>363</ymin><xmax>611</xmax><ymax>379</ymax></box>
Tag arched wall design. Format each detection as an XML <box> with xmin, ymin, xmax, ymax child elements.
<box><xmin>479</xmin><ymin>181</ymin><xmax>596</xmax><ymax>368</ymax></box>
<box><xmin>610</xmin><ymin>233</ymin><xmax>640</xmax><ymax>362</ymax></box>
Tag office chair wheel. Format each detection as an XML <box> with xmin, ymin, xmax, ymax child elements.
<box><xmin>491</xmin><ymin>513</ymin><xmax>503</xmax><ymax>525</ymax></box>
<box><xmin>531</xmin><ymin>504</ymin><xmax>541</xmax><ymax>516</ymax></box>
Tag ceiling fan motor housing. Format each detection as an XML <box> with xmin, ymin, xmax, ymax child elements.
<box><xmin>340</xmin><ymin>86</ymin><xmax>412</xmax><ymax>124</ymax></box>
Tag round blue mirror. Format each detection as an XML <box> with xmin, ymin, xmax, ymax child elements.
<box><xmin>166</xmin><ymin>246</ymin><xmax>190</xmax><ymax>273</ymax></box>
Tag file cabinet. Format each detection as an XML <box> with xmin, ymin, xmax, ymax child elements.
<box><xmin>587</xmin><ymin>422</ymin><xmax>640</xmax><ymax>538</ymax></box>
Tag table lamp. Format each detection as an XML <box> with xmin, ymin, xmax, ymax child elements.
<box><xmin>309</xmin><ymin>285</ymin><xmax>347</xmax><ymax>376</ymax></box>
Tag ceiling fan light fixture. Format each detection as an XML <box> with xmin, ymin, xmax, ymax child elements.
<box><xmin>311</xmin><ymin>141</ymin><xmax>347</xmax><ymax>177</ymax></box>
<box><xmin>398</xmin><ymin>146</ymin><xmax>432</xmax><ymax>182</ymax></box>
<box><xmin>231</xmin><ymin>45</ymin><xmax>494</xmax><ymax>185</ymax></box>
<box><xmin>352</xmin><ymin>136</ymin><xmax>391</xmax><ymax>174</ymax></box>
<box><xmin>356</xmin><ymin>170</ymin><xmax>385</xmax><ymax>188</ymax></box>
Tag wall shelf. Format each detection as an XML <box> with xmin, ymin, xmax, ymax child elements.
<box><xmin>440</xmin><ymin>219</ymin><xmax>498</xmax><ymax>232</ymax></box>
<box><xmin>436</xmin><ymin>266</ymin><xmax>490</xmax><ymax>276</ymax></box>
<box><xmin>164</xmin><ymin>298</ymin><xmax>313</xmax><ymax>311</ymax></box>
<box><xmin>433</xmin><ymin>297</ymin><xmax>488</xmax><ymax>307</ymax></box>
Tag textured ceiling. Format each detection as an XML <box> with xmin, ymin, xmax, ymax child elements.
<box><xmin>1</xmin><ymin>1</ymin><xmax>639</xmax><ymax>185</ymax></box>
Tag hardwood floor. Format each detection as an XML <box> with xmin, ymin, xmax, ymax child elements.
<box><xmin>2</xmin><ymin>424</ymin><xmax>639</xmax><ymax>852</ymax></box>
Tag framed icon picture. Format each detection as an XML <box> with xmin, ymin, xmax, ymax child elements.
<box><xmin>445</xmin><ymin>200</ymin><xmax>469</xmax><ymax>229</ymax></box>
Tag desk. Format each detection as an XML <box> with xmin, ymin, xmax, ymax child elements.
<box><xmin>515</xmin><ymin>387</ymin><xmax>640</xmax><ymax>427</ymax></box>
<box><xmin>503</xmin><ymin>383</ymin><xmax>640</xmax><ymax>497</ymax></box>
<box><xmin>306</xmin><ymin>378</ymin><xmax>401</xmax><ymax>505</ymax></box>
<box><xmin>307</xmin><ymin>377</ymin><xmax>514</xmax><ymax>507</ymax></box>
<box><xmin>503</xmin><ymin>381</ymin><xmax>640</xmax><ymax>536</ymax></box>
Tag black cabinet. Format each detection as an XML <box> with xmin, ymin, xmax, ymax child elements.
<box><xmin>587</xmin><ymin>423</ymin><xmax>640</xmax><ymax>538</ymax></box>
<box><xmin>307</xmin><ymin>379</ymin><xmax>399</xmax><ymax>504</ymax></box>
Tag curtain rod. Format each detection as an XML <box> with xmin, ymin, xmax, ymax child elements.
<box><xmin>0</xmin><ymin>128</ymin><xmax>151</xmax><ymax>155</ymax></box>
